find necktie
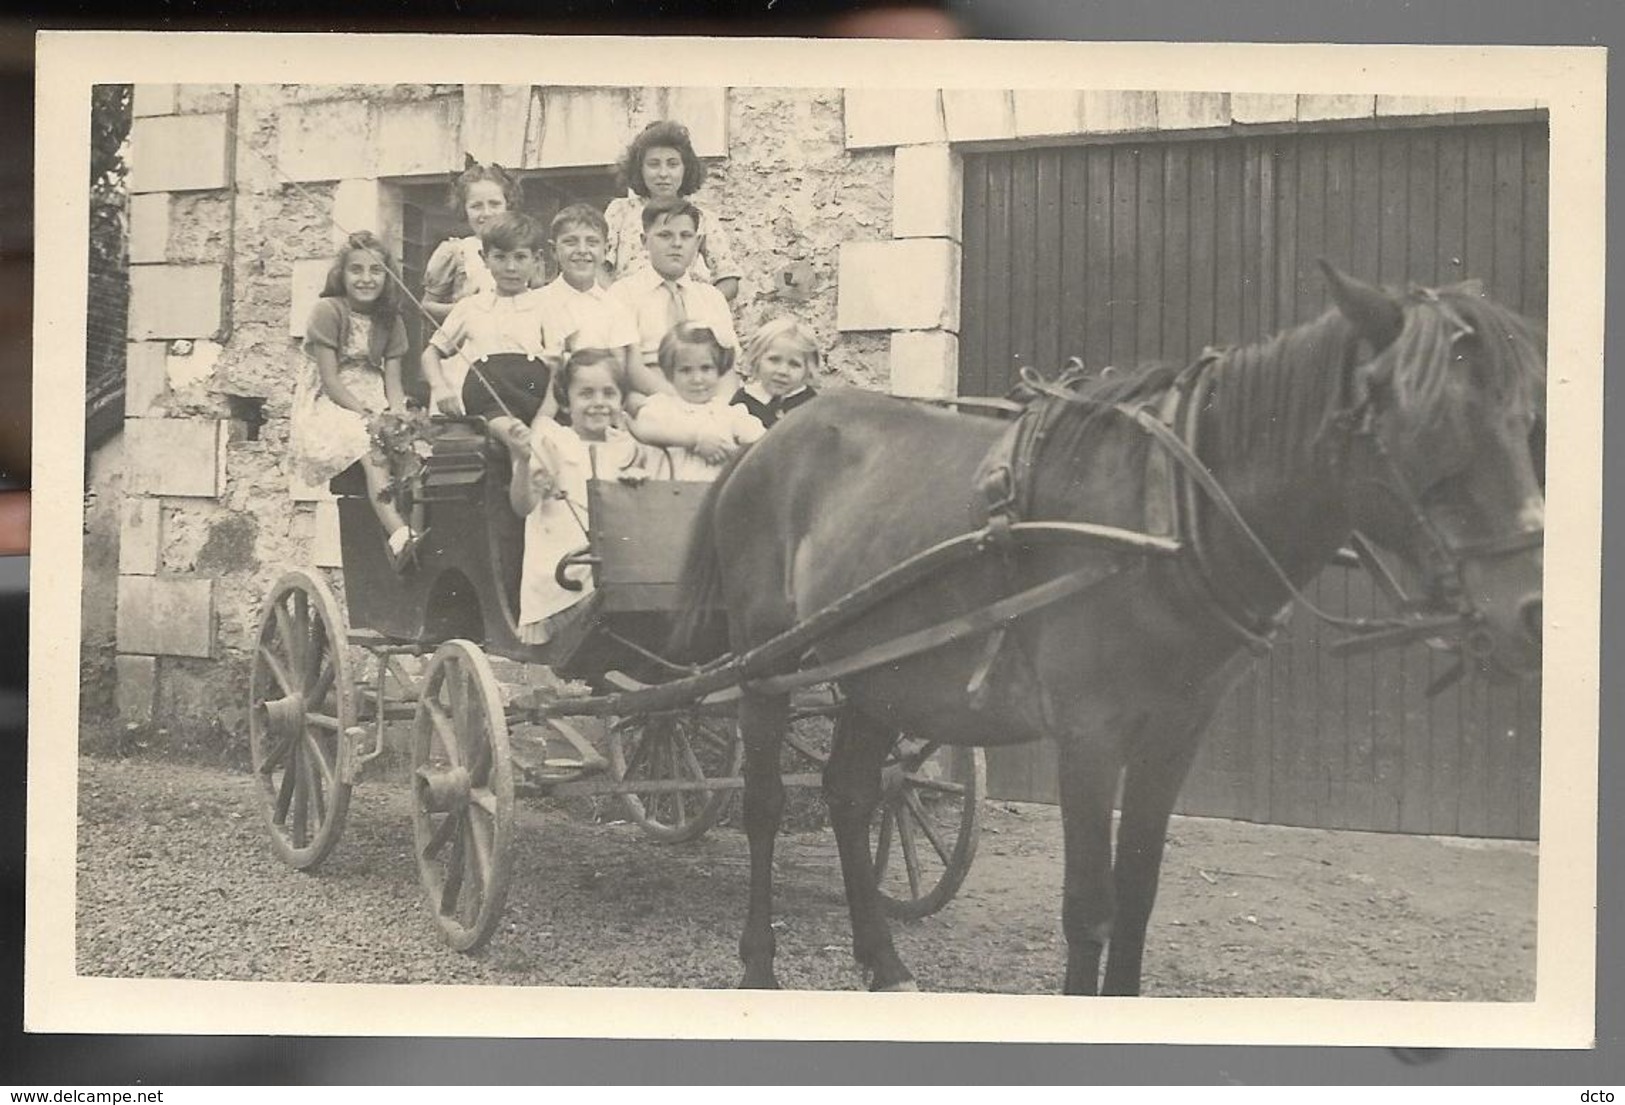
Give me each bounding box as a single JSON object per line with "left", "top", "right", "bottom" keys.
{"left": 664, "top": 281, "right": 687, "bottom": 332}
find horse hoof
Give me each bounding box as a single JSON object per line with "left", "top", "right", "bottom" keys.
{"left": 738, "top": 973, "right": 781, "bottom": 990}
{"left": 875, "top": 979, "right": 920, "bottom": 993}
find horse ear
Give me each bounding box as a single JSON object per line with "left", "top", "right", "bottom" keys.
{"left": 1319, "top": 259, "right": 1404, "bottom": 351}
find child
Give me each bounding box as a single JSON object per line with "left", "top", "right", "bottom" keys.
{"left": 603, "top": 120, "right": 741, "bottom": 302}
{"left": 420, "top": 211, "right": 554, "bottom": 462}
{"left": 632, "top": 322, "right": 765, "bottom": 482}
{"left": 510, "top": 349, "right": 653, "bottom": 644}
{"left": 288, "top": 232, "right": 420, "bottom": 569}
{"left": 609, "top": 199, "right": 739, "bottom": 408}
{"left": 534, "top": 204, "right": 639, "bottom": 385}
{"left": 732, "top": 316, "right": 821, "bottom": 429}
{"left": 421, "top": 160, "right": 528, "bottom": 401}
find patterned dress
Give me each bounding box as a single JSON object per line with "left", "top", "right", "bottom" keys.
{"left": 288, "top": 300, "right": 407, "bottom": 486}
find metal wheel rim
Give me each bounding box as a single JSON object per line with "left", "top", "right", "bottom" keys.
{"left": 247, "top": 569, "right": 355, "bottom": 871}
{"left": 410, "top": 639, "right": 516, "bottom": 952}
{"left": 870, "top": 742, "right": 985, "bottom": 920}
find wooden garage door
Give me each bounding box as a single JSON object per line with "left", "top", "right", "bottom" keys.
{"left": 959, "top": 118, "right": 1546, "bottom": 838}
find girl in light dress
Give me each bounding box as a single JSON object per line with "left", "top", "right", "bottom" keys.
{"left": 602, "top": 120, "right": 740, "bottom": 303}
{"left": 288, "top": 232, "right": 420, "bottom": 568}
{"left": 631, "top": 322, "right": 765, "bottom": 482}
{"left": 510, "top": 349, "right": 657, "bottom": 644}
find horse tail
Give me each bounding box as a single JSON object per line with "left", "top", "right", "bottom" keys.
{"left": 669, "top": 448, "right": 750, "bottom": 659}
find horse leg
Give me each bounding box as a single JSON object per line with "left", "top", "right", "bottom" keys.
{"left": 823, "top": 711, "right": 916, "bottom": 992}
{"left": 1056, "top": 732, "right": 1122, "bottom": 996}
{"left": 737, "top": 691, "right": 789, "bottom": 989}
{"left": 1102, "top": 730, "right": 1203, "bottom": 996}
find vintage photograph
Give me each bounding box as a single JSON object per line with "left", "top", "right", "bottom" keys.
{"left": 31, "top": 35, "right": 1603, "bottom": 1045}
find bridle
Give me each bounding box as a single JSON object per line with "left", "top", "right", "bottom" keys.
{"left": 1011, "top": 289, "right": 1542, "bottom": 669}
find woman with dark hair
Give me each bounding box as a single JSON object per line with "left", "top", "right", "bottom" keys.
{"left": 603, "top": 119, "right": 740, "bottom": 302}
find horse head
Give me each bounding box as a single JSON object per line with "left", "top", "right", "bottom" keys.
{"left": 1322, "top": 261, "right": 1545, "bottom": 678}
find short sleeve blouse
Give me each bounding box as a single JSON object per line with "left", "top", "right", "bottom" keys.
{"left": 304, "top": 298, "right": 409, "bottom": 366}
{"left": 423, "top": 236, "right": 495, "bottom": 303}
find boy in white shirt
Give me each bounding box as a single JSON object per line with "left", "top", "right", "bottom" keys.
{"left": 534, "top": 204, "right": 639, "bottom": 387}
{"left": 609, "top": 199, "right": 739, "bottom": 409}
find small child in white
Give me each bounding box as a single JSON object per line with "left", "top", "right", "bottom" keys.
{"left": 631, "top": 322, "right": 765, "bottom": 481}
{"left": 509, "top": 349, "right": 652, "bottom": 644}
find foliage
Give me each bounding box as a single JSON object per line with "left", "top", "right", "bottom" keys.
{"left": 86, "top": 85, "right": 132, "bottom": 390}
{"left": 368, "top": 408, "right": 439, "bottom": 504}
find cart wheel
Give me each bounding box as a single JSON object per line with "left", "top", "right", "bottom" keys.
{"left": 248, "top": 569, "right": 356, "bottom": 870}
{"left": 410, "top": 639, "right": 516, "bottom": 952}
{"left": 609, "top": 710, "right": 742, "bottom": 843}
{"left": 870, "top": 740, "right": 985, "bottom": 920}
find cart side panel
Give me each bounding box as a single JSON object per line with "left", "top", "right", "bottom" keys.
{"left": 589, "top": 480, "right": 716, "bottom": 614}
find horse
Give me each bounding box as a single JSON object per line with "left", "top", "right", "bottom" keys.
{"left": 675, "top": 262, "right": 1546, "bottom": 995}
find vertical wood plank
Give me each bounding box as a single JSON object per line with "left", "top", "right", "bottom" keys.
{"left": 1342, "top": 568, "right": 1379, "bottom": 831}
{"left": 1258, "top": 139, "right": 1279, "bottom": 336}
{"left": 959, "top": 154, "right": 989, "bottom": 395}
{"left": 1188, "top": 141, "right": 1218, "bottom": 350}
{"left": 1034, "top": 149, "right": 1065, "bottom": 373}
{"left": 1435, "top": 128, "right": 1469, "bottom": 285}
{"left": 1060, "top": 149, "right": 1090, "bottom": 365}
{"left": 985, "top": 157, "right": 1014, "bottom": 397}
{"left": 1274, "top": 138, "right": 1300, "bottom": 331}
{"left": 1463, "top": 127, "right": 1498, "bottom": 289}
{"left": 1136, "top": 145, "right": 1165, "bottom": 365}
{"left": 1240, "top": 139, "right": 1263, "bottom": 343}
{"left": 1406, "top": 127, "right": 1440, "bottom": 286}
{"left": 1523, "top": 123, "right": 1549, "bottom": 319}
{"left": 1321, "top": 135, "right": 1354, "bottom": 296}
{"left": 1493, "top": 126, "right": 1526, "bottom": 311}
{"left": 1377, "top": 131, "right": 1409, "bottom": 288}
{"left": 1426, "top": 648, "right": 1463, "bottom": 835}
{"left": 1110, "top": 145, "right": 1140, "bottom": 366}
{"left": 1161, "top": 141, "right": 1191, "bottom": 360}
{"left": 1010, "top": 152, "right": 1040, "bottom": 381}
{"left": 1083, "top": 146, "right": 1115, "bottom": 371}
{"left": 1349, "top": 132, "right": 1383, "bottom": 285}
{"left": 1214, "top": 140, "right": 1245, "bottom": 347}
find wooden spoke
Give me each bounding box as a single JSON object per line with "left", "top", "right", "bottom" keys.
{"left": 466, "top": 808, "right": 495, "bottom": 893}
{"left": 256, "top": 645, "right": 295, "bottom": 699}
{"left": 307, "top": 655, "right": 336, "bottom": 708}
{"left": 903, "top": 775, "right": 967, "bottom": 797}
{"left": 676, "top": 724, "right": 707, "bottom": 782}
{"left": 894, "top": 799, "right": 923, "bottom": 899}
{"left": 424, "top": 699, "right": 463, "bottom": 768}
{"left": 439, "top": 819, "right": 467, "bottom": 916}
{"left": 903, "top": 789, "right": 953, "bottom": 866}
{"left": 301, "top": 740, "right": 328, "bottom": 827}
{"left": 302, "top": 614, "right": 327, "bottom": 686}
{"left": 422, "top": 810, "right": 458, "bottom": 861}
{"left": 273, "top": 757, "right": 298, "bottom": 823}
{"left": 289, "top": 744, "right": 310, "bottom": 849}
{"left": 469, "top": 787, "right": 499, "bottom": 817}
{"left": 873, "top": 806, "right": 895, "bottom": 879}
{"left": 258, "top": 730, "right": 295, "bottom": 775}
{"left": 300, "top": 730, "right": 336, "bottom": 793}
{"left": 305, "top": 713, "right": 340, "bottom": 731}
{"left": 273, "top": 602, "right": 303, "bottom": 686}
{"left": 449, "top": 665, "right": 473, "bottom": 765}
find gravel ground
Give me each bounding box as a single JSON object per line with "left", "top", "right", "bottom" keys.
{"left": 76, "top": 754, "right": 1537, "bottom": 998}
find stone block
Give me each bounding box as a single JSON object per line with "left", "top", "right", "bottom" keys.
{"left": 332, "top": 180, "right": 387, "bottom": 248}
{"left": 127, "top": 193, "right": 170, "bottom": 264}
{"left": 843, "top": 88, "right": 944, "bottom": 149}
{"left": 132, "top": 84, "right": 176, "bottom": 118}
{"left": 375, "top": 97, "right": 461, "bottom": 177}
{"left": 125, "top": 341, "right": 169, "bottom": 415}
{"left": 119, "top": 499, "right": 162, "bottom": 576}
{"left": 127, "top": 264, "right": 225, "bottom": 340}
{"left": 665, "top": 87, "right": 729, "bottom": 158}
{"left": 313, "top": 499, "right": 343, "bottom": 569}
{"left": 461, "top": 84, "right": 533, "bottom": 168}
{"left": 117, "top": 576, "right": 215, "bottom": 659}
{"left": 1013, "top": 89, "right": 1083, "bottom": 138}
{"left": 278, "top": 100, "right": 373, "bottom": 182}
{"left": 289, "top": 258, "right": 331, "bottom": 339}
{"left": 892, "top": 144, "right": 961, "bottom": 242}
{"left": 1297, "top": 95, "right": 1375, "bottom": 122}
{"left": 1230, "top": 93, "right": 1298, "bottom": 124}
{"left": 837, "top": 239, "right": 960, "bottom": 333}
{"left": 115, "top": 654, "right": 158, "bottom": 725}
{"left": 536, "top": 87, "right": 632, "bottom": 169}
{"left": 888, "top": 330, "right": 959, "bottom": 398}
{"left": 1157, "top": 92, "right": 1229, "bottom": 131}
{"left": 1376, "top": 95, "right": 1461, "bottom": 117}
{"left": 1079, "top": 91, "right": 1159, "bottom": 134}
{"left": 125, "top": 418, "right": 224, "bottom": 498}
{"left": 167, "top": 339, "right": 221, "bottom": 390}
{"left": 129, "top": 114, "right": 231, "bottom": 194}
{"left": 942, "top": 89, "right": 1015, "bottom": 143}
{"left": 175, "top": 84, "right": 234, "bottom": 114}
